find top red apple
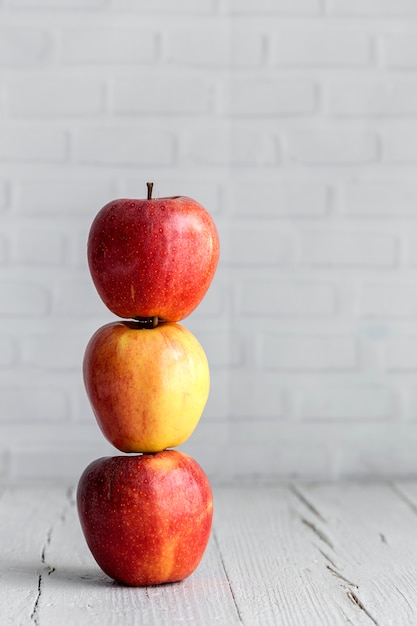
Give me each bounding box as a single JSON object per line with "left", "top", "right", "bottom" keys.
{"left": 87, "top": 183, "right": 220, "bottom": 321}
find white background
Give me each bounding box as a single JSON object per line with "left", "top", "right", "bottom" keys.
{"left": 1, "top": 0, "right": 417, "bottom": 483}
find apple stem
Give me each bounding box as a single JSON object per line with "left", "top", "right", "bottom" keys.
{"left": 134, "top": 315, "right": 159, "bottom": 328}
{"left": 147, "top": 182, "right": 153, "bottom": 200}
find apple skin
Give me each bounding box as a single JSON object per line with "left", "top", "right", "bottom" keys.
{"left": 87, "top": 195, "right": 220, "bottom": 321}
{"left": 83, "top": 320, "right": 210, "bottom": 453}
{"left": 77, "top": 451, "right": 213, "bottom": 586}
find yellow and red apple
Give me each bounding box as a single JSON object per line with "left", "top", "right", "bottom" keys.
{"left": 83, "top": 320, "right": 210, "bottom": 453}
{"left": 77, "top": 450, "right": 213, "bottom": 586}
{"left": 87, "top": 185, "right": 220, "bottom": 321}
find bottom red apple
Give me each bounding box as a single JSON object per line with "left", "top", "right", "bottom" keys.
{"left": 77, "top": 450, "right": 213, "bottom": 586}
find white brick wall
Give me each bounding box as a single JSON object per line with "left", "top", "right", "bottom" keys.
{"left": 272, "top": 30, "right": 373, "bottom": 67}
{"left": 1, "top": 1, "right": 417, "bottom": 484}
{"left": 328, "top": 80, "right": 417, "bottom": 117}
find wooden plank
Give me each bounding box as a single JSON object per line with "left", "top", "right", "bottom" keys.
{"left": 36, "top": 485, "right": 240, "bottom": 625}
{"left": 391, "top": 480, "right": 417, "bottom": 514}
{"left": 0, "top": 485, "right": 71, "bottom": 626}
{"left": 4, "top": 483, "right": 417, "bottom": 625}
{"left": 292, "top": 481, "right": 417, "bottom": 626}
{"left": 213, "top": 484, "right": 375, "bottom": 626}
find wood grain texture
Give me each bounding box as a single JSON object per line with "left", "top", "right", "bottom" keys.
{"left": 2, "top": 483, "right": 417, "bottom": 625}
{"left": 290, "top": 482, "right": 417, "bottom": 626}
{"left": 0, "top": 486, "right": 71, "bottom": 626}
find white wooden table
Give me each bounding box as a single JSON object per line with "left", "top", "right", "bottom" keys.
{"left": 2, "top": 481, "right": 417, "bottom": 625}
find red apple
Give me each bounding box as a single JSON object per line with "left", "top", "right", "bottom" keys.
{"left": 83, "top": 320, "right": 210, "bottom": 453}
{"left": 77, "top": 450, "right": 213, "bottom": 586}
{"left": 87, "top": 183, "right": 220, "bottom": 321}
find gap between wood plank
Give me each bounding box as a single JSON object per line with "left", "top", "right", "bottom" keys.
{"left": 211, "top": 528, "right": 244, "bottom": 624}
{"left": 390, "top": 482, "right": 417, "bottom": 517}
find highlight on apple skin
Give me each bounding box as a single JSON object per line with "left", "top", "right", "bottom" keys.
{"left": 87, "top": 191, "right": 220, "bottom": 322}
{"left": 83, "top": 320, "right": 210, "bottom": 453}
{"left": 77, "top": 450, "right": 213, "bottom": 587}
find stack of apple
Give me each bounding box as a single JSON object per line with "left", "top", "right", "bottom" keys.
{"left": 77, "top": 183, "right": 220, "bottom": 587}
